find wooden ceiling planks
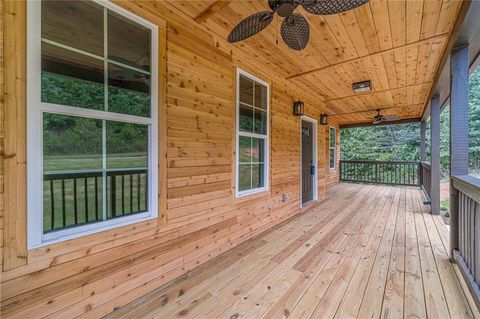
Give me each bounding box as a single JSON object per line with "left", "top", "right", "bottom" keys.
{"left": 170, "top": 0, "right": 463, "bottom": 125}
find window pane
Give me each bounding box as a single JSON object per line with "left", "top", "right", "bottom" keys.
{"left": 42, "top": 43, "right": 104, "bottom": 110}
{"left": 252, "top": 164, "right": 265, "bottom": 189}
{"left": 106, "top": 121, "right": 149, "bottom": 218}
{"left": 254, "top": 83, "right": 267, "bottom": 110}
{"left": 330, "top": 129, "right": 336, "bottom": 148}
{"left": 239, "top": 75, "right": 254, "bottom": 105}
{"left": 106, "top": 172, "right": 148, "bottom": 219}
{"left": 108, "top": 10, "right": 151, "bottom": 72}
{"left": 42, "top": 0, "right": 104, "bottom": 56}
{"left": 254, "top": 109, "right": 267, "bottom": 135}
{"left": 106, "top": 121, "right": 148, "bottom": 169}
{"left": 469, "top": 66, "right": 480, "bottom": 178}
{"left": 239, "top": 104, "right": 254, "bottom": 132}
{"left": 330, "top": 150, "right": 335, "bottom": 168}
{"left": 239, "top": 136, "right": 252, "bottom": 163}
{"left": 43, "top": 114, "right": 103, "bottom": 172}
{"left": 43, "top": 114, "right": 103, "bottom": 233}
{"left": 238, "top": 164, "right": 251, "bottom": 192}
{"left": 251, "top": 138, "right": 265, "bottom": 163}
{"left": 108, "top": 63, "right": 150, "bottom": 117}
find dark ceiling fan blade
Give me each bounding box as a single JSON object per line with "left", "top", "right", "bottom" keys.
{"left": 302, "top": 0, "right": 369, "bottom": 15}
{"left": 228, "top": 11, "right": 274, "bottom": 43}
{"left": 281, "top": 14, "right": 310, "bottom": 51}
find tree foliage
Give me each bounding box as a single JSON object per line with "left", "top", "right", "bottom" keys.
{"left": 341, "top": 66, "right": 480, "bottom": 179}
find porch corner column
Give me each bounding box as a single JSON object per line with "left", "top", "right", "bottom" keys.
{"left": 420, "top": 120, "right": 426, "bottom": 162}
{"left": 449, "top": 44, "right": 469, "bottom": 259}
{"left": 430, "top": 96, "right": 441, "bottom": 215}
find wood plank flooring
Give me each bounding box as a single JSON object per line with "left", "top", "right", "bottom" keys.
{"left": 105, "top": 183, "right": 479, "bottom": 319}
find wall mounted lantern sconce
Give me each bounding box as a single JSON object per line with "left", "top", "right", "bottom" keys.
{"left": 320, "top": 113, "right": 329, "bottom": 125}
{"left": 293, "top": 101, "right": 304, "bottom": 116}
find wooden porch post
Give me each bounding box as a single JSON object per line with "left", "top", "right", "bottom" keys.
{"left": 420, "top": 120, "right": 426, "bottom": 162}
{"left": 430, "top": 96, "right": 441, "bottom": 215}
{"left": 450, "top": 45, "right": 469, "bottom": 259}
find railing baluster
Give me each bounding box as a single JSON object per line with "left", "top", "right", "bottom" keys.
{"left": 121, "top": 174, "right": 125, "bottom": 215}
{"left": 111, "top": 175, "right": 117, "bottom": 217}
{"left": 50, "top": 180, "right": 55, "bottom": 230}
{"left": 74, "top": 178, "right": 78, "bottom": 225}
{"left": 84, "top": 177, "right": 89, "bottom": 223}
{"left": 138, "top": 174, "right": 141, "bottom": 211}
{"left": 130, "top": 174, "right": 133, "bottom": 214}
{"left": 61, "top": 179, "right": 66, "bottom": 227}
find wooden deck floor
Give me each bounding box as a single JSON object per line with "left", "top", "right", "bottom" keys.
{"left": 106, "top": 183, "right": 479, "bottom": 319}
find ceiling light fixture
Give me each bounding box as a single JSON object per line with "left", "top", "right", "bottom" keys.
{"left": 352, "top": 80, "right": 371, "bottom": 93}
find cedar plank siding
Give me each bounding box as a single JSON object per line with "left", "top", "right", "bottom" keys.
{"left": 0, "top": 1, "right": 333, "bottom": 317}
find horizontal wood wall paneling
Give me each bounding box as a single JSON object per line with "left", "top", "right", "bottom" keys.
{"left": 1, "top": 1, "right": 329, "bottom": 318}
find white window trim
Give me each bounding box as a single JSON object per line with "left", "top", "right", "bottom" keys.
{"left": 300, "top": 116, "right": 318, "bottom": 207}
{"left": 26, "top": 0, "right": 159, "bottom": 249}
{"left": 235, "top": 68, "right": 270, "bottom": 198}
{"left": 329, "top": 127, "right": 336, "bottom": 170}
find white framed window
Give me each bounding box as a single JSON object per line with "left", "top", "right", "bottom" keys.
{"left": 329, "top": 127, "right": 336, "bottom": 170}
{"left": 235, "top": 69, "right": 269, "bottom": 197}
{"left": 27, "top": 0, "right": 159, "bottom": 248}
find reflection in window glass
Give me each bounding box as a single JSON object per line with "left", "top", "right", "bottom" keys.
{"left": 106, "top": 121, "right": 148, "bottom": 169}
{"left": 239, "top": 136, "right": 252, "bottom": 163}
{"left": 42, "top": 43, "right": 104, "bottom": 110}
{"left": 254, "top": 109, "right": 267, "bottom": 135}
{"left": 108, "top": 10, "right": 151, "bottom": 72}
{"left": 330, "top": 128, "right": 336, "bottom": 169}
{"left": 239, "top": 75, "right": 254, "bottom": 105}
{"left": 108, "top": 63, "right": 150, "bottom": 117}
{"left": 42, "top": 0, "right": 104, "bottom": 56}
{"left": 254, "top": 83, "right": 267, "bottom": 110}
{"left": 239, "top": 104, "right": 254, "bottom": 132}
{"left": 43, "top": 114, "right": 103, "bottom": 232}
{"left": 469, "top": 66, "right": 480, "bottom": 178}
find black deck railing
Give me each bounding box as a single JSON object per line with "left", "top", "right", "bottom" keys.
{"left": 43, "top": 169, "right": 148, "bottom": 233}
{"left": 340, "top": 160, "right": 421, "bottom": 186}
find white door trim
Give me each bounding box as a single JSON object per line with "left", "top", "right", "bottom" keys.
{"left": 300, "top": 116, "right": 318, "bottom": 207}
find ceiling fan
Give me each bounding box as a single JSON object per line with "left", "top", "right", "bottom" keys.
{"left": 227, "top": 0, "right": 369, "bottom": 51}
{"left": 372, "top": 109, "right": 399, "bottom": 125}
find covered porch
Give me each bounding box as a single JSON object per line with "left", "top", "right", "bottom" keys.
{"left": 106, "top": 183, "right": 478, "bottom": 318}
{"left": 2, "top": 0, "right": 480, "bottom": 317}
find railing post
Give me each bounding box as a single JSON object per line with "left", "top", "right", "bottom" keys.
{"left": 431, "top": 96, "right": 441, "bottom": 215}
{"left": 450, "top": 44, "right": 469, "bottom": 260}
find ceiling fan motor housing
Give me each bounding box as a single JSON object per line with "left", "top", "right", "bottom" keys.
{"left": 269, "top": 0, "right": 299, "bottom": 17}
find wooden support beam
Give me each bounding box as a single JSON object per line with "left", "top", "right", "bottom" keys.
{"left": 339, "top": 117, "right": 421, "bottom": 129}
{"left": 194, "top": 1, "right": 231, "bottom": 24}
{"left": 450, "top": 44, "right": 470, "bottom": 259}
{"left": 420, "top": 120, "right": 426, "bottom": 162}
{"left": 430, "top": 96, "right": 441, "bottom": 215}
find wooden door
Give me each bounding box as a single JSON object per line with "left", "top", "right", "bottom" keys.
{"left": 302, "top": 120, "right": 314, "bottom": 204}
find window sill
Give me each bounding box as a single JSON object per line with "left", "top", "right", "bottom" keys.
{"left": 30, "top": 212, "right": 157, "bottom": 250}
{"left": 235, "top": 187, "right": 269, "bottom": 200}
